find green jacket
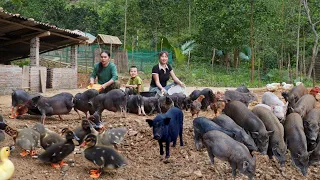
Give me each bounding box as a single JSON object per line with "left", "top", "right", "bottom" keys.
{"left": 90, "top": 62, "right": 118, "bottom": 84}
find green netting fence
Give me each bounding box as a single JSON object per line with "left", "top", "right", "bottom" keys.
{"left": 40, "top": 45, "right": 172, "bottom": 73}
{"left": 127, "top": 50, "right": 173, "bottom": 72}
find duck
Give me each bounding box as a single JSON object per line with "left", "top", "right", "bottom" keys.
{"left": 88, "top": 114, "right": 127, "bottom": 148}
{"left": 80, "top": 134, "right": 127, "bottom": 178}
{"left": 38, "top": 129, "right": 79, "bottom": 168}
{"left": 0, "top": 146, "right": 14, "bottom": 180}
{"left": 71, "top": 119, "right": 92, "bottom": 144}
{"left": 0, "top": 122, "right": 40, "bottom": 157}
{"left": 32, "top": 123, "right": 65, "bottom": 150}
{"left": 0, "top": 115, "right": 5, "bottom": 143}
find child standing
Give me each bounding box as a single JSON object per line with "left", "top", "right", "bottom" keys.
{"left": 124, "top": 66, "right": 144, "bottom": 95}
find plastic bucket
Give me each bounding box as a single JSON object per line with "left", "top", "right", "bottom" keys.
{"left": 167, "top": 85, "right": 186, "bottom": 95}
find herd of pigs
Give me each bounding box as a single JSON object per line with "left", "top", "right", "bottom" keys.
{"left": 1, "top": 84, "right": 320, "bottom": 179}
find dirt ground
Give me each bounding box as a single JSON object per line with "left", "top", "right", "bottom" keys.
{"left": 1, "top": 87, "right": 320, "bottom": 180}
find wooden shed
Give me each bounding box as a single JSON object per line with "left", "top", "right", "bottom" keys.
{"left": 0, "top": 7, "right": 88, "bottom": 93}
{"left": 91, "top": 34, "right": 128, "bottom": 73}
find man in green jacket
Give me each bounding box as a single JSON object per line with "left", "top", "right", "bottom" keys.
{"left": 90, "top": 50, "right": 120, "bottom": 93}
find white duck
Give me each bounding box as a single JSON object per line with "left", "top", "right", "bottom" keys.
{"left": 0, "top": 146, "right": 14, "bottom": 180}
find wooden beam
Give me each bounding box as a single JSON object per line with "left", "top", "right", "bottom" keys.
{"left": 0, "top": 18, "right": 86, "bottom": 42}
{"left": 20, "top": 41, "right": 57, "bottom": 48}
{"left": 0, "top": 31, "right": 50, "bottom": 47}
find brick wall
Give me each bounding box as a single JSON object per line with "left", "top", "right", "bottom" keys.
{"left": 0, "top": 65, "right": 22, "bottom": 95}
{"left": 29, "top": 66, "right": 47, "bottom": 92}
{"left": 48, "top": 68, "right": 77, "bottom": 89}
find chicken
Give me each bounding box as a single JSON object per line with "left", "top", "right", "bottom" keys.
{"left": 281, "top": 82, "right": 294, "bottom": 92}
{"left": 266, "top": 83, "right": 280, "bottom": 92}
{"left": 209, "top": 91, "right": 225, "bottom": 117}
{"left": 190, "top": 95, "right": 205, "bottom": 118}
{"left": 310, "top": 86, "right": 320, "bottom": 98}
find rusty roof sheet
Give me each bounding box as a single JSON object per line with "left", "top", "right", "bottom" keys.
{"left": 0, "top": 7, "right": 89, "bottom": 64}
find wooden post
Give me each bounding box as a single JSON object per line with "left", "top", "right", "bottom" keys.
{"left": 30, "top": 37, "right": 40, "bottom": 67}
{"left": 70, "top": 45, "right": 78, "bottom": 70}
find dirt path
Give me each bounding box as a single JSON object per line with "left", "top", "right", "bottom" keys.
{"left": 0, "top": 87, "right": 319, "bottom": 180}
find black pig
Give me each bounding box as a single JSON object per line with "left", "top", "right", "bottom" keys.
{"left": 158, "top": 96, "right": 174, "bottom": 113}
{"left": 73, "top": 89, "right": 99, "bottom": 120}
{"left": 284, "top": 113, "right": 311, "bottom": 176}
{"left": 127, "top": 94, "right": 146, "bottom": 116}
{"left": 303, "top": 109, "right": 320, "bottom": 151}
{"left": 203, "top": 130, "right": 256, "bottom": 180}
{"left": 223, "top": 101, "right": 273, "bottom": 154}
{"left": 142, "top": 96, "right": 160, "bottom": 115}
{"left": 31, "top": 92, "right": 74, "bottom": 124}
{"left": 252, "top": 106, "right": 287, "bottom": 167}
{"left": 146, "top": 107, "right": 183, "bottom": 159}
{"left": 89, "top": 89, "right": 127, "bottom": 117}
{"left": 193, "top": 117, "right": 234, "bottom": 150}
{"left": 212, "top": 114, "right": 257, "bottom": 152}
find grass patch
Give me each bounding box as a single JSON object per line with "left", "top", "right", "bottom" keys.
{"left": 138, "top": 62, "right": 314, "bottom": 88}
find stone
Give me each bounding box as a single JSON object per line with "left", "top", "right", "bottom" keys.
{"left": 193, "top": 170, "right": 202, "bottom": 178}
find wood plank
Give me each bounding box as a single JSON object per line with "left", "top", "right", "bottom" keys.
{"left": 40, "top": 69, "right": 46, "bottom": 93}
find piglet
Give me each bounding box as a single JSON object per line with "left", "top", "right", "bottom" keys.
{"left": 89, "top": 89, "right": 127, "bottom": 117}
{"left": 303, "top": 109, "right": 320, "bottom": 151}
{"left": 73, "top": 89, "right": 99, "bottom": 120}
{"left": 293, "top": 94, "right": 316, "bottom": 118}
{"left": 127, "top": 94, "right": 146, "bottom": 116}
{"left": 284, "top": 113, "right": 311, "bottom": 176}
{"left": 143, "top": 96, "right": 160, "bottom": 115}
{"left": 224, "top": 90, "right": 257, "bottom": 107}
{"left": 261, "top": 92, "right": 288, "bottom": 122}
{"left": 10, "top": 89, "right": 41, "bottom": 118}
{"left": 193, "top": 117, "right": 234, "bottom": 150}
{"left": 212, "top": 114, "right": 257, "bottom": 152}
{"left": 158, "top": 96, "right": 174, "bottom": 113}
{"left": 31, "top": 92, "right": 74, "bottom": 124}
{"left": 203, "top": 130, "right": 256, "bottom": 180}
{"left": 146, "top": 107, "right": 183, "bottom": 159}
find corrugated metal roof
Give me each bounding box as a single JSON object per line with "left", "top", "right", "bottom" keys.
{"left": 93, "top": 34, "right": 122, "bottom": 45}
{"left": 0, "top": 7, "right": 87, "bottom": 37}
{"left": 0, "top": 7, "right": 89, "bottom": 63}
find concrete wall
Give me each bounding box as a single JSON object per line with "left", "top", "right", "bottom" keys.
{"left": 29, "top": 66, "right": 47, "bottom": 92}
{"left": 0, "top": 65, "right": 22, "bottom": 95}
{"left": 48, "top": 68, "right": 77, "bottom": 89}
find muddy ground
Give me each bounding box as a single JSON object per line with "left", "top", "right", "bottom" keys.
{"left": 1, "top": 87, "right": 320, "bottom": 180}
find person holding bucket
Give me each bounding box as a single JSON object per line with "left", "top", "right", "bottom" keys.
{"left": 149, "top": 51, "right": 185, "bottom": 96}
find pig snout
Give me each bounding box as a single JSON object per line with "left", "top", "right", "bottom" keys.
{"left": 154, "top": 134, "right": 161, "bottom": 140}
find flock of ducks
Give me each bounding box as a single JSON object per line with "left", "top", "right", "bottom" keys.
{"left": 0, "top": 113, "right": 128, "bottom": 179}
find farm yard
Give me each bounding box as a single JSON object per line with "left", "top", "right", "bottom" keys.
{"left": 1, "top": 0, "right": 320, "bottom": 179}
{"left": 1, "top": 87, "right": 320, "bottom": 180}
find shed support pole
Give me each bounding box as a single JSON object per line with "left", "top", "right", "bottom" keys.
{"left": 70, "top": 45, "right": 78, "bottom": 69}
{"left": 30, "top": 37, "right": 39, "bottom": 67}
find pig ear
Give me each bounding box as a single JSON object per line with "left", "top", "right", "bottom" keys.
{"left": 243, "top": 161, "right": 249, "bottom": 169}
{"left": 250, "top": 132, "right": 259, "bottom": 138}
{"left": 88, "top": 101, "right": 93, "bottom": 106}
{"left": 146, "top": 119, "right": 153, "bottom": 127}
{"left": 164, "top": 117, "right": 171, "bottom": 125}
{"left": 267, "top": 131, "right": 274, "bottom": 136}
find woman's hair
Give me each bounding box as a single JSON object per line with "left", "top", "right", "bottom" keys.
{"left": 98, "top": 50, "right": 111, "bottom": 74}
{"left": 159, "top": 51, "right": 168, "bottom": 58}
{"left": 100, "top": 50, "right": 110, "bottom": 57}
